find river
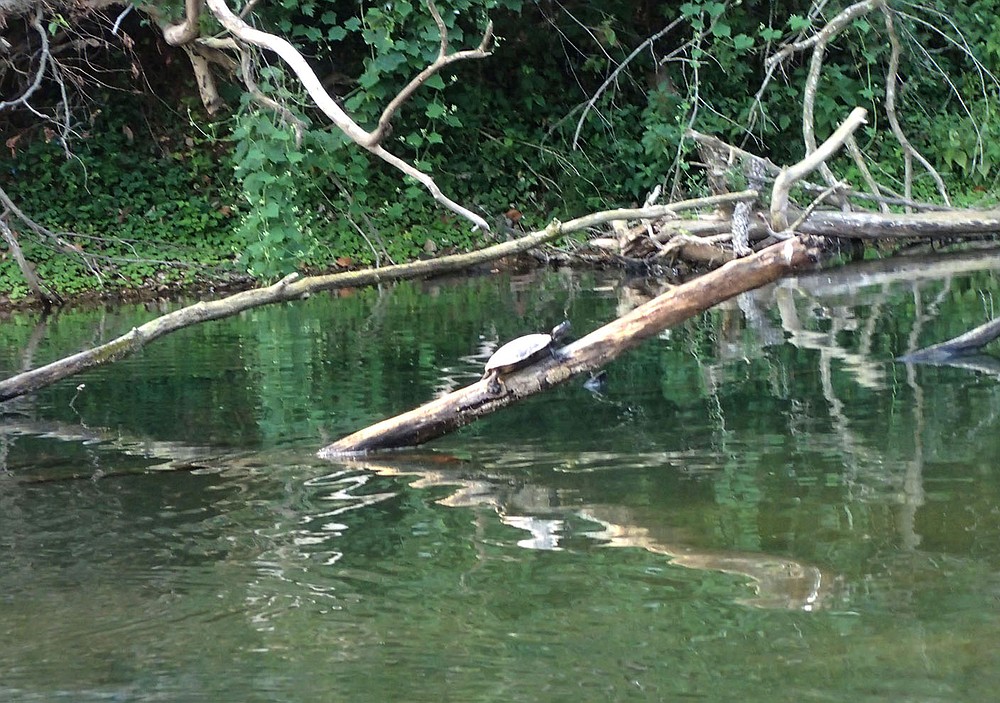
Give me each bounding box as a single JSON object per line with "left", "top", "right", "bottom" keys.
{"left": 3, "top": 250, "right": 1000, "bottom": 701}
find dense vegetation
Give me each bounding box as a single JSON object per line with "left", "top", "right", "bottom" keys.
{"left": 1, "top": 0, "right": 998, "bottom": 300}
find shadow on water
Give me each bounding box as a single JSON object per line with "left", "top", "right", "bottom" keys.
{"left": 2, "top": 248, "right": 1000, "bottom": 701}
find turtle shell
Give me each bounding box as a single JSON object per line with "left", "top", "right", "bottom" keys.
{"left": 484, "top": 333, "right": 554, "bottom": 374}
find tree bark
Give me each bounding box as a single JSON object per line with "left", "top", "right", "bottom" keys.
{"left": 795, "top": 208, "right": 1000, "bottom": 239}
{"left": 319, "top": 236, "right": 819, "bottom": 456}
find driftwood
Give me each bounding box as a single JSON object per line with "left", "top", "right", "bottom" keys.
{"left": 591, "top": 108, "right": 997, "bottom": 270}
{"left": 611, "top": 207, "right": 1000, "bottom": 256}
{"left": 897, "top": 316, "right": 1000, "bottom": 364}
{"left": 0, "top": 224, "right": 564, "bottom": 402}
{"left": 795, "top": 209, "right": 1000, "bottom": 239}
{"left": 318, "top": 236, "right": 819, "bottom": 456}
{"left": 0, "top": 194, "right": 746, "bottom": 403}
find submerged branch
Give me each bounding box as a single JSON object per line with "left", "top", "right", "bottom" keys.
{"left": 898, "top": 316, "right": 1000, "bottom": 363}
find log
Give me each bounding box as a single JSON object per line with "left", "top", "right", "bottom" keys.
{"left": 796, "top": 208, "right": 1000, "bottom": 239}
{"left": 0, "top": 223, "right": 568, "bottom": 402}
{"left": 897, "top": 316, "right": 1000, "bottom": 363}
{"left": 319, "top": 236, "right": 819, "bottom": 456}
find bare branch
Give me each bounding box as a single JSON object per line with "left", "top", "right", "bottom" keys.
{"left": 0, "top": 185, "right": 103, "bottom": 280}
{"left": 687, "top": 129, "right": 953, "bottom": 212}
{"left": 0, "top": 192, "right": 754, "bottom": 401}
{"left": 370, "top": 1, "right": 494, "bottom": 145}
{"left": 845, "top": 136, "right": 890, "bottom": 213}
{"left": 0, "top": 7, "right": 49, "bottom": 112}
{"left": 771, "top": 107, "right": 868, "bottom": 230}
{"left": 203, "top": 0, "right": 493, "bottom": 232}
{"left": 571, "top": 17, "right": 683, "bottom": 149}
{"left": 784, "top": 180, "right": 848, "bottom": 234}
{"left": 163, "top": 0, "right": 204, "bottom": 46}
{"left": 0, "top": 219, "right": 61, "bottom": 306}
{"left": 750, "top": 0, "right": 878, "bottom": 133}
{"left": 801, "top": 1, "right": 879, "bottom": 195}
{"left": 880, "top": 2, "right": 950, "bottom": 206}
{"left": 181, "top": 44, "right": 226, "bottom": 114}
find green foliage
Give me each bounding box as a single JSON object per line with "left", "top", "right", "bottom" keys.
{"left": 231, "top": 92, "right": 316, "bottom": 280}
{"left": 6, "top": 0, "right": 1000, "bottom": 296}
{"left": 0, "top": 92, "right": 239, "bottom": 300}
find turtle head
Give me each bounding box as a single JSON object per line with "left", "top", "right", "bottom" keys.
{"left": 550, "top": 320, "right": 571, "bottom": 341}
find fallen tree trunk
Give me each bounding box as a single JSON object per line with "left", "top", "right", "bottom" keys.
{"left": 0, "top": 193, "right": 743, "bottom": 403}
{"left": 598, "top": 118, "right": 994, "bottom": 272}
{"left": 319, "top": 236, "right": 819, "bottom": 456}
{"left": 795, "top": 208, "right": 1000, "bottom": 239}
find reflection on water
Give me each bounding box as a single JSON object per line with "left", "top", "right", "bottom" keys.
{"left": 2, "top": 252, "right": 1000, "bottom": 701}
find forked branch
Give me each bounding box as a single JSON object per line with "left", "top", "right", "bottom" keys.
{"left": 370, "top": 1, "right": 494, "bottom": 145}
{"left": 879, "top": 2, "right": 950, "bottom": 206}
{"left": 771, "top": 107, "right": 868, "bottom": 230}
{"left": 203, "top": 0, "right": 494, "bottom": 231}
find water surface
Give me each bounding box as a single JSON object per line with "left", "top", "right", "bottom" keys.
{"left": 3, "top": 252, "right": 1000, "bottom": 701}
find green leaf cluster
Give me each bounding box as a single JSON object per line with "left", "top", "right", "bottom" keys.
{"left": 6, "top": 0, "right": 1000, "bottom": 296}
{"left": 0, "top": 95, "right": 238, "bottom": 300}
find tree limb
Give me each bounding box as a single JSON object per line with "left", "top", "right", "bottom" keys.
{"left": 750, "top": 0, "right": 877, "bottom": 134}
{"left": 203, "top": 0, "right": 494, "bottom": 231}
{"left": 879, "top": 1, "right": 950, "bottom": 206}
{"left": 370, "top": 1, "right": 494, "bottom": 145}
{"left": 0, "top": 219, "right": 61, "bottom": 306}
{"left": 319, "top": 237, "right": 818, "bottom": 456}
{"left": 181, "top": 43, "right": 226, "bottom": 114}
{"left": 571, "top": 17, "right": 683, "bottom": 149}
{"left": 801, "top": 1, "right": 879, "bottom": 196}
{"left": 0, "top": 6, "right": 49, "bottom": 112}
{"left": 898, "top": 316, "right": 1000, "bottom": 363}
{"left": 162, "top": 0, "right": 204, "bottom": 46}
{"left": 0, "top": 193, "right": 736, "bottom": 402}
{"left": 771, "top": 107, "right": 867, "bottom": 230}
{"left": 793, "top": 207, "right": 1000, "bottom": 239}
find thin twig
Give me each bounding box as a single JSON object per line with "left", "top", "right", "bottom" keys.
{"left": 0, "top": 7, "right": 50, "bottom": 112}
{"left": 571, "top": 18, "right": 682, "bottom": 149}
{"left": 880, "top": 3, "right": 950, "bottom": 205}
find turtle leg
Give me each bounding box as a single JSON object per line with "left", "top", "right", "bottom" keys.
{"left": 484, "top": 370, "right": 504, "bottom": 395}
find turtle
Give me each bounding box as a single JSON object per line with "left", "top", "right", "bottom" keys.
{"left": 481, "top": 321, "right": 571, "bottom": 394}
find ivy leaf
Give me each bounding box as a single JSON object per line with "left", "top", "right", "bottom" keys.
{"left": 760, "top": 26, "right": 782, "bottom": 42}
{"left": 705, "top": 2, "right": 725, "bottom": 19}
{"left": 788, "top": 15, "right": 812, "bottom": 33}
{"left": 679, "top": 3, "right": 700, "bottom": 19}
{"left": 732, "top": 33, "right": 754, "bottom": 51}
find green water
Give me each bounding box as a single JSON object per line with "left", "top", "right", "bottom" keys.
{"left": 3, "top": 254, "right": 1000, "bottom": 702}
